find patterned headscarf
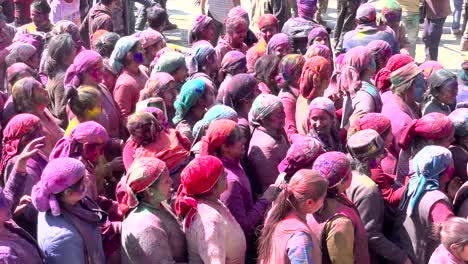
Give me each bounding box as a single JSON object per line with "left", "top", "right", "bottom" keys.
{"left": 173, "top": 79, "right": 206, "bottom": 125}
{"left": 374, "top": 54, "right": 414, "bottom": 92}
{"left": 278, "top": 135, "right": 323, "bottom": 176}
{"left": 350, "top": 113, "right": 391, "bottom": 136}
{"left": 64, "top": 50, "right": 103, "bottom": 88}
{"left": 298, "top": 0, "right": 318, "bottom": 20}
{"left": 217, "top": 73, "right": 258, "bottom": 109}
{"left": 119, "top": 157, "right": 167, "bottom": 214}
{"left": 190, "top": 15, "right": 214, "bottom": 44}
{"left": 258, "top": 14, "right": 279, "bottom": 30}
{"left": 309, "top": 97, "right": 336, "bottom": 118}
{"left": 448, "top": 108, "right": 468, "bottom": 137}
{"left": 305, "top": 44, "right": 333, "bottom": 64}
{"left": 419, "top": 61, "right": 444, "bottom": 80}
{"left": 90, "top": 29, "right": 109, "bottom": 49}
{"left": 186, "top": 42, "right": 216, "bottom": 76}
{"left": 338, "top": 46, "right": 374, "bottom": 94}
{"left": 1, "top": 114, "right": 41, "bottom": 174}
{"left": 153, "top": 51, "right": 186, "bottom": 75}
{"left": 6, "top": 63, "right": 34, "bottom": 86}
{"left": 356, "top": 3, "right": 377, "bottom": 23}
{"left": 134, "top": 29, "right": 165, "bottom": 49}
{"left": 4, "top": 43, "right": 36, "bottom": 67}
{"left": 312, "top": 151, "right": 351, "bottom": 189}
{"left": 399, "top": 113, "right": 455, "bottom": 150}
{"left": 192, "top": 105, "right": 238, "bottom": 143}
{"left": 382, "top": 0, "right": 402, "bottom": 23}
{"left": 220, "top": 51, "right": 247, "bottom": 76}
{"left": 140, "top": 72, "right": 175, "bottom": 100}
{"left": 249, "top": 94, "right": 283, "bottom": 127}
{"left": 32, "top": 158, "right": 86, "bottom": 216}
{"left": 390, "top": 62, "right": 422, "bottom": 88}
{"left": 307, "top": 27, "right": 328, "bottom": 46}
{"left": 400, "top": 146, "right": 452, "bottom": 215}
{"left": 175, "top": 155, "right": 224, "bottom": 228}
{"left": 267, "top": 33, "right": 291, "bottom": 54}
{"left": 13, "top": 33, "right": 43, "bottom": 52}
{"left": 199, "top": 119, "right": 238, "bottom": 155}
{"left": 49, "top": 121, "right": 110, "bottom": 160}
{"left": 300, "top": 56, "right": 332, "bottom": 100}
{"left": 367, "top": 40, "right": 392, "bottom": 64}
{"left": 278, "top": 54, "right": 306, "bottom": 88}
{"left": 109, "top": 36, "right": 139, "bottom": 75}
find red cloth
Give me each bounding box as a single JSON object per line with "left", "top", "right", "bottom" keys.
{"left": 299, "top": 56, "right": 332, "bottom": 100}
{"left": 350, "top": 113, "right": 391, "bottom": 136}
{"left": 371, "top": 166, "right": 408, "bottom": 207}
{"left": 374, "top": 54, "right": 413, "bottom": 93}
{"left": 399, "top": 113, "right": 454, "bottom": 150}
{"left": 258, "top": 14, "right": 278, "bottom": 29}
{"left": 199, "top": 119, "right": 238, "bottom": 156}
{"left": 175, "top": 156, "right": 224, "bottom": 228}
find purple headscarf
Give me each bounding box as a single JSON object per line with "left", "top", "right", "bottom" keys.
{"left": 367, "top": 40, "right": 392, "bottom": 63}
{"left": 134, "top": 29, "right": 165, "bottom": 49}
{"left": 356, "top": 3, "right": 377, "bottom": 23}
{"left": 338, "top": 46, "right": 374, "bottom": 94}
{"left": 190, "top": 15, "right": 214, "bottom": 44}
{"left": 298, "top": 0, "right": 318, "bottom": 20}
{"left": 49, "top": 121, "right": 109, "bottom": 160}
{"left": 278, "top": 135, "right": 323, "bottom": 176}
{"left": 267, "top": 33, "right": 291, "bottom": 54}
{"left": 64, "top": 50, "right": 103, "bottom": 88}
{"left": 307, "top": 27, "right": 328, "bottom": 46}
{"left": 312, "top": 151, "right": 351, "bottom": 189}
{"left": 32, "top": 157, "right": 86, "bottom": 216}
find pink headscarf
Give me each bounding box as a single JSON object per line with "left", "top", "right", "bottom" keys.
{"left": 338, "top": 46, "right": 374, "bottom": 95}
{"left": 135, "top": 29, "right": 165, "bottom": 49}
{"left": 49, "top": 121, "right": 109, "bottom": 160}
{"left": 64, "top": 50, "right": 103, "bottom": 88}
{"left": 419, "top": 60, "right": 444, "bottom": 80}
{"left": 32, "top": 157, "right": 86, "bottom": 216}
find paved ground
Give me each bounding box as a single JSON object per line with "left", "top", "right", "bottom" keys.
{"left": 162, "top": 0, "right": 468, "bottom": 72}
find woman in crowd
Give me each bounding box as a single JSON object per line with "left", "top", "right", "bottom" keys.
{"left": 139, "top": 72, "right": 178, "bottom": 123}
{"left": 217, "top": 73, "right": 260, "bottom": 146}
{"left": 44, "top": 33, "right": 77, "bottom": 128}
{"left": 153, "top": 51, "right": 188, "bottom": 85}
{"left": 398, "top": 146, "right": 455, "bottom": 264}
{"left": 381, "top": 62, "right": 424, "bottom": 155}
{"left": 429, "top": 217, "right": 468, "bottom": 264}
{"left": 304, "top": 44, "right": 333, "bottom": 65}
{"left": 267, "top": 33, "right": 292, "bottom": 59}
{"left": 186, "top": 42, "right": 218, "bottom": 93}
{"left": 296, "top": 56, "right": 332, "bottom": 135}
{"left": 63, "top": 86, "right": 102, "bottom": 136}
{"left": 176, "top": 155, "right": 247, "bottom": 263}
{"left": 189, "top": 15, "right": 215, "bottom": 45}
{"left": 246, "top": 14, "right": 279, "bottom": 72}
{"left": 4, "top": 43, "right": 39, "bottom": 70}
{"left": 218, "top": 51, "right": 247, "bottom": 91}
{"left": 309, "top": 151, "right": 370, "bottom": 264}
{"left": 10, "top": 78, "right": 63, "bottom": 156}
{"left": 215, "top": 15, "right": 248, "bottom": 62}
{"left": 339, "top": 46, "right": 381, "bottom": 129}
{"left": 110, "top": 36, "right": 148, "bottom": 122}
{"left": 93, "top": 32, "right": 120, "bottom": 58}
{"left": 34, "top": 157, "right": 106, "bottom": 263}
{"left": 374, "top": 53, "right": 414, "bottom": 93}
{"left": 346, "top": 129, "right": 412, "bottom": 264}
{"left": 367, "top": 40, "right": 392, "bottom": 73}
{"left": 199, "top": 119, "right": 279, "bottom": 256}
{"left": 307, "top": 27, "right": 330, "bottom": 49}
{"left": 135, "top": 29, "right": 166, "bottom": 71}
{"left": 448, "top": 108, "right": 468, "bottom": 182}
{"left": 397, "top": 112, "right": 454, "bottom": 183}
{"left": 248, "top": 94, "right": 289, "bottom": 193}
{"left": 254, "top": 54, "right": 280, "bottom": 94}
{"left": 423, "top": 69, "right": 458, "bottom": 115}
{"left": 277, "top": 54, "right": 306, "bottom": 140}
{"left": 120, "top": 157, "right": 187, "bottom": 263}
{"left": 173, "top": 78, "right": 215, "bottom": 142}
{"left": 257, "top": 169, "right": 328, "bottom": 264}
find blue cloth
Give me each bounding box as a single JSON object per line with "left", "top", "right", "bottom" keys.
{"left": 186, "top": 43, "right": 216, "bottom": 76}
{"left": 37, "top": 211, "right": 105, "bottom": 264}
{"left": 286, "top": 231, "right": 315, "bottom": 264}
{"left": 342, "top": 23, "right": 399, "bottom": 54}
{"left": 192, "top": 104, "right": 238, "bottom": 142}
{"left": 109, "top": 36, "right": 139, "bottom": 75}
{"left": 400, "top": 146, "right": 452, "bottom": 215}
{"left": 172, "top": 79, "right": 206, "bottom": 125}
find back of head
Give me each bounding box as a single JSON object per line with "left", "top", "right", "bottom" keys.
{"left": 94, "top": 32, "right": 120, "bottom": 58}
{"left": 32, "top": 0, "right": 51, "bottom": 14}
{"left": 147, "top": 5, "right": 168, "bottom": 30}
{"left": 127, "top": 111, "right": 160, "bottom": 146}
{"left": 356, "top": 3, "right": 377, "bottom": 24}
{"left": 65, "top": 86, "right": 102, "bottom": 118}
{"left": 438, "top": 217, "right": 468, "bottom": 251}
{"left": 44, "top": 33, "right": 75, "bottom": 77}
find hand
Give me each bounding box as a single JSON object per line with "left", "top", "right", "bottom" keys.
{"left": 15, "top": 137, "right": 45, "bottom": 172}
{"left": 108, "top": 157, "right": 124, "bottom": 172}
{"left": 261, "top": 185, "right": 279, "bottom": 202}
{"left": 348, "top": 109, "right": 366, "bottom": 128}
{"left": 13, "top": 195, "right": 32, "bottom": 217}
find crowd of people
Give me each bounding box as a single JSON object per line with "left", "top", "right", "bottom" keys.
{"left": 0, "top": 0, "right": 466, "bottom": 263}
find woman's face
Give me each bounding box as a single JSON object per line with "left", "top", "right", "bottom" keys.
{"left": 201, "top": 23, "right": 216, "bottom": 42}
{"left": 230, "top": 23, "right": 248, "bottom": 46}
{"left": 264, "top": 107, "right": 286, "bottom": 131}
{"left": 172, "top": 65, "right": 188, "bottom": 83}
{"left": 153, "top": 169, "right": 173, "bottom": 202}
{"left": 62, "top": 176, "right": 86, "bottom": 206}
{"left": 32, "top": 84, "right": 49, "bottom": 109}
{"left": 222, "top": 134, "right": 247, "bottom": 159}
{"left": 305, "top": 193, "right": 326, "bottom": 214}
{"left": 213, "top": 170, "right": 227, "bottom": 197}
{"left": 455, "top": 244, "right": 468, "bottom": 261}
{"left": 85, "top": 61, "right": 104, "bottom": 86}
{"left": 83, "top": 143, "right": 105, "bottom": 164}
{"left": 309, "top": 109, "right": 333, "bottom": 136}
{"left": 26, "top": 52, "right": 40, "bottom": 70}
{"left": 273, "top": 43, "right": 291, "bottom": 58}
{"left": 313, "top": 34, "right": 329, "bottom": 46}
{"left": 260, "top": 25, "right": 278, "bottom": 43}
{"left": 145, "top": 42, "right": 165, "bottom": 66}
{"left": 161, "top": 84, "right": 178, "bottom": 111}
{"left": 132, "top": 43, "right": 145, "bottom": 65}
{"left": 436, "top": 79, "right": 458, "bottom": 105}
{"left": 198, "top": 86, "right": 216, "bottom": 111}
{"left": 85, "top": 102, "right": 102, "bottom": 121}
{"left": 30, "top": 8, "right": 50, "bottom": 29}
{"left": 439, "top": 161, "right": 455, "bottom": 192}
{"left": 101, "top": 68, "right": 117, "bottom": 92}
{"left": 413, "top": 74, "right": 426, "bottom": 103}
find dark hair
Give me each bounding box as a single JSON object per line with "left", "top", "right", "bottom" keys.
{"left": 44, "top": 33, "right": 75, "bottom": 78}
{"left": 254, "top": 54, "right": 280, "bottom": 93}
{"left": 215, "top": 126, "right": 243, "bottom": 157}
{"left": 101, "top": 0, "right": 114, "bottom": 5}
{"left": 147, "top": 5, "right": 168, "bottom": 30}
{"left": 64, "top": 86, "right": 101, "bottom": 119}
{"left": 32, "top": 0, "right": 51, "bottom": 13}
{"left": 94, "top": 32, "right": 120, "bottom": 58}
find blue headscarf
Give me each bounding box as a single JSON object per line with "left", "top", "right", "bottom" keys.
{"left": 400, "top": 145, "right": 453, "bottom": 215}
{"left": 186, "top": 42, "right": 216, "bottom": 76}
{"left": 109, "top": 36, "right": 139, "bottom": 75}
{"left": 173, "top": 79, "right": 206, "bottom": 125}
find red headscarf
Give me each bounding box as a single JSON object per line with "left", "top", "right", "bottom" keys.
{"left": 258, "top": 14, "right": 278, "bottom": 30}
{"left": 300, "top": 56, "right": 332, "bottom": 100}
{"left": 1, "top": 113, "right": 40, "bottom": 174}
{"left": 175, "top": 155, "right": 224, "bottom": 228}
{"left": 349, "top": 113, "right": 391, "bottom": 136}
{"left": 199, "top": 119, "right": 238, "bottom": 156}
{"left": 399, "top": 113, "right": 454, "bottom": 150}
{"left": 374, "top": 54, "right": 414, "bottom": 93}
